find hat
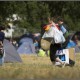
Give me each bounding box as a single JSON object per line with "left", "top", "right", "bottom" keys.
{"left": 43, "top": 24, "right": 50, "bottom": 31}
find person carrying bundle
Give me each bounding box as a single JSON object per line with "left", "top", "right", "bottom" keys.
{"left": 42, "top": 19, "right": 66, "bottom": 67}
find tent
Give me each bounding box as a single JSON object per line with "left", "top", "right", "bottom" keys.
{"left": 20, "top": 33, "right": 33, "bottom": 39}
{"left": 19, "top": 37, "right": 33, "bottom": 46}
{"left": 17, "top": 42, "right": 35, "bottom": 54}
{"left": 17, "top": 33, "right": 36, "bottom": 54}
{"left": 3, "top": 39, "right": 22, "bottom": 63}
{"left": 18, "top": 33, "right": 34, "bottom": 46}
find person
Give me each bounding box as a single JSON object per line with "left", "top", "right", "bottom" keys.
{"left": 66, "top": 34, "right": 79, "bottom": 48}
{"left": 0, "top": 25, "right": 5, "bottom": 58}
{"left": 57, "top": 17, "right": 69, "bottom": 36}
{"left": 57, "top": 17, "right": 69, "bottom": 48}
{"left": 0, "top": 26, "right": 5, "bottom": 47}
{"left": 12, "top": 39, "right": 18, "bottom": 49}
{"left": 34, "top": 39, "right": 39, "bottom": 53}
{"left": 42, "top": 23, "right": 66, "bottom": 67}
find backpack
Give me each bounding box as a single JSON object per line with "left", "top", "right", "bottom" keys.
{"left": 59, "top": 23, "right": 69, "bottom": 34}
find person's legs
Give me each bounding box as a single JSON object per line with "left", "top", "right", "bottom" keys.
{"left": 55, "top": 57, "right": 65, "bottom": 65}
{"left": 50, "top": 44, "right": 57, "bottom": 64}
{"left": 50, "top": 43, "right": 65, "bottom": 65}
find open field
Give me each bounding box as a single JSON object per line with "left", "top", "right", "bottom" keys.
{"left": 0, "top": 53, "right": 80, "bottom": 80}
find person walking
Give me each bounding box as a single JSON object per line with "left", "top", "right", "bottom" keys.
{"left": 42, "top": 23, "right": 66, "bottom": 67}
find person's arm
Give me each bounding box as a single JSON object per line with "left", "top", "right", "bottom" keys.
{"left": 49, "top": 21, "right": 57, "bottom": 27}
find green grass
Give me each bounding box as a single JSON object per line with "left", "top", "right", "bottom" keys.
{"left": 0, "top": 54, "right": 80, "bottom": 80}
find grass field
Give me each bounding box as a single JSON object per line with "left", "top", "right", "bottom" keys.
{"left": 0, "top": 53, "right": 80, "bottom": 80}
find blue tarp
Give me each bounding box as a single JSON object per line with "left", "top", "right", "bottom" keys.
{"left": 66, "top": 40, "right": 76, "bottom": 48}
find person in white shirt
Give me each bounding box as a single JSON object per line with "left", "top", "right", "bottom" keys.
{"left": 42, "top": 24, "right": 66, "bottom": 67}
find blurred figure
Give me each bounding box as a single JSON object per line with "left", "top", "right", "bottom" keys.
{"left": 57, "top": 17, "right": 69, "bottom": 37}
{"left": 42, "top": 24, "right": 66, "bottom": 67}
{"left": 57, "top": 17, "right": 69, "bottom": 48}
{"left": 66, "top": 34, "right": 80, "bottom": 48}
{"left": 0, "top": 25, "right": 5, "bottom": 58}
{"left": 34, "top": 39, "right": 39, "bottom": 53}
{"left": 0, "top": 26, "right": 5, "bottom": 47}
{"left": 12, "top": 39, "right": 18, "bottom": 49}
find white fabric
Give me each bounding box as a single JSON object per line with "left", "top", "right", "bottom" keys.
{"left": 42, "top": 27, "right": 55, "bottom": 38}
{"left": 42, "top": 26, "right": 65, "bottom": 43}
{"left": 55, "top": 49, "right": 69, "bottom": 65}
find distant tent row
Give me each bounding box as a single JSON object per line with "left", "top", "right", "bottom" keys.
{"left": 17, "top": 31, "right": 80, "bottom": 55}
{"left": 2, "top": 31, "right": 80, "bottom": 63}
{"left": 2, "top": 37, "right": 35, "bottom": 63}
{"left": 1, "top": 33, "right": 36, "bottom": 63}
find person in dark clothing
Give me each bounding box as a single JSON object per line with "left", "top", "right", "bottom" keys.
{"left": 0, "top": 26, "right": 5, "bottom": 45}
{"left": 0, "top": 25, "right": 5, "bottom": 58}
{"left": 50, "top": 43, "right": 62, "bottom": 62}
{"left": 0, "top": 32, "right": 5, "bottom": 43}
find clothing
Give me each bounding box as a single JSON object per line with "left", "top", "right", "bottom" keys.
{"left": 42, "top": 27, "right": 55, "bottom": 38}
{"left": 50, "top": 43, "right": 61, "bottom": 62}
{"left": 0, "top": 32, "right": 5, "bottom": 58}
{"left": 0, "top": 32, "right": 5, "bottom": 42}
{"left": 42, "top": 25, "right": 64, "bottom": 62}
{"left": 59, "top": 23, "right": 70, "bottom": 48}
{"left": 59, "top": 23, "right": 69, "bottom": 35}
{"left": 61, "top": 25, "right": 67, "bottom": 34}
{"left": 42, "top": 26, "right": 65, "bottom": 44}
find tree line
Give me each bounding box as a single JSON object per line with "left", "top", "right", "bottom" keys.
{"left": 0, "top": 1, "right": 80, "bottom": 33}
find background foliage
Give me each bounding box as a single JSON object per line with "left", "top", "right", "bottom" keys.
{"left": 0, "top": 1, "right": 80, "bottom": 33}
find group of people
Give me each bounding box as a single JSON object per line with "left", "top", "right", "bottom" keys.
{"left": 41, "top": 16, "right": 79, "bottom": 67}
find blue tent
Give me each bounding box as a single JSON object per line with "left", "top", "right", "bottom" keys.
{"left": 18, "top": 33, "right": 34, "bottom": 46}
{"left": 17, "top": 42, "right": 35, "bottom": 54}
{"left": 17, "top": 34, "right": 36, "bottom": 54}
{"left": 19, "top": 37, "right": 33, "bottom": 46}
{"left": 20, "top": 33, "right": 33, "bottom": 41}
{"left": 3, "top": 39, "right": 22, "bottom": 63}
